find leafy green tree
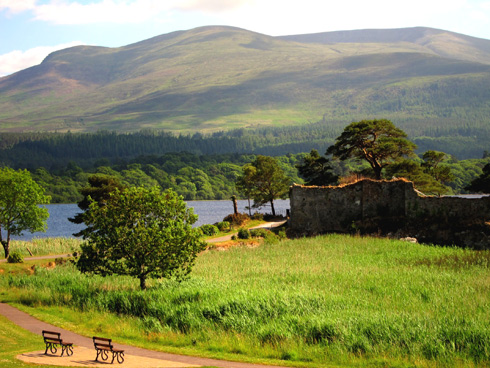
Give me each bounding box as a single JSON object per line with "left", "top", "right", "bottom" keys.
{"left": 386, "top": 159, "right": 449, "bottom": 195}
{"left": 465, "top": 163, "right": 490, "bottom": 193}
{"left": 237, "top": 156, "right": 290, "bottom": 216}
{"left": 422, "top": 150, "right": 454, "bottom": 185}
{"left": 0, "top": 168, "right": 50, "bottom": 258}
{"left": 121, "top": 164, "right": 159, "bottom": 188}
{"left": 296, "top": 149, "right": 338, "bottom": 186}
{"left": 326, "top": 119, "right": 417, "bottom": 179}
{"left": 69, "top": 175, "right": 125, "bottom": 236}
{"left": 76, "top": 187, "right": 206, "bottom": 290}
{"left": 236, "top": 164, "right": 256, "bottom": 216}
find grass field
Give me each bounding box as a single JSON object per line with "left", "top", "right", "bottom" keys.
{"left": 0, "top": 315, "right": 74, "bottom": 368}
{"left": 1, "top": 234, "right": 489, "bottom": 367}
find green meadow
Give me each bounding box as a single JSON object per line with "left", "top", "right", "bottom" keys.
{"left": 1, "top": 234, "right": 489, "bottom": 367}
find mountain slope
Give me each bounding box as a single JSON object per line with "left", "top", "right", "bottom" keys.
{"left": 279, "top": 27, "right": 490, "bottom": 65}
{"left": 0, "top": 26, "right": 489, "bottom": 134}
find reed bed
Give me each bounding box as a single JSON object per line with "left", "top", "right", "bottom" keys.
{"left": 2, "top": 234, "right": 489, "bottom": 367}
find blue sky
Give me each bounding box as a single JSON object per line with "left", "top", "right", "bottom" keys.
{"left": 1, "top": 0, "right": 490, "bottom": 77}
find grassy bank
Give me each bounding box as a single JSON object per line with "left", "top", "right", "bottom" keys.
{"left": 0, "top": 315, "right": 70, "bottom": 368}
{"left": 6, "top": 238, "right": 81, "bottom": 258}
{"left": 1, "top": 234, "right": 489, "bottom": 367}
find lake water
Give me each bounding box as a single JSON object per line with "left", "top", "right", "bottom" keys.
{"left": 9, "top": 199, "right": 290, "bottom": 241}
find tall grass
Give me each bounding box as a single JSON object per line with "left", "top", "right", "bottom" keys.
{"left": 7, "top": 238, "right": 81, "bottom": 257}
{"left": 2, "top": 234, "right": 490, "bottom": 367}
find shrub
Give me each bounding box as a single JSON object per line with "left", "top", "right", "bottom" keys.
{"left": 199, "top": 224, "right": 219, "bottom": 235}
{"left": 249, "top": 228, "right": 270, "bottom": 238}
{"left": 251, "top": 212, "right": 264, "bottom": 221}
{"left": 216, "top": 221, "right": 230, "bottom": 232}
{"left": 237, "top": 228, "right": 251, "bottom": 239}
{"left": 200, "top": 224, "right": 219, "bottom": 236}
{"left": 223, "top": 213, "right": 249, "bottom": 226}
{"left": 263, "top": 232, "right": 280, "bottom": 245}
{"left": 7, "top": 251, "right": 24, "bottom": 263}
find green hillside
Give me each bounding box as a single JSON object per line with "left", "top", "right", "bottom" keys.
{"left": 0, "top": 26, "right": 489, "bottom": 136}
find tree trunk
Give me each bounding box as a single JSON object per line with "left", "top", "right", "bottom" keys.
{"left": 231, "top": 195, "right": 238, "bottom": 215}
{"left": 139, "top": 275, "right": 147, "bottom": 290}
{"left": 0, "top": 227, "right": 9, "bottom": 259}
{"left": 270, "top": 199, "right": 276, "bottom": 217}
{"left": 1, "top": 241, "right": 8, "bottom": 259}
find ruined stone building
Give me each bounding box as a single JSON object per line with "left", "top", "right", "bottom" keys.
{"left": 289, "top": 179, "right": 490, "bottom": 248}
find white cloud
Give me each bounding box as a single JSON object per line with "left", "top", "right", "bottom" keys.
{"left": 0, "top": 0, "right": 36, "bottom": 13}
{"left": 0, "top": 42, "right": 83, "bottom": 77}
{"left": 176, "top": 0, "right": 254, "bottom": 13}
{"left": 32, "top": 0, "right": 174, "bottom": 24}
{"left": 0, "top": 0, "right": 253, "bottom": 25}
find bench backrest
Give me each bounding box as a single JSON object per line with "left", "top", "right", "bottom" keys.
{"left": 93, "top": 336, "right": 114, "bottom": 350}
{"left": 42, "top": 330, "right": 62, "bottom": 343}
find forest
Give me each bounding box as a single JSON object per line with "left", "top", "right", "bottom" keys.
{"left": 10, "top": 151, "right": 490, "bottom": 204}
{"left": 0, "top": 125, "right": 488, "bottom": 203}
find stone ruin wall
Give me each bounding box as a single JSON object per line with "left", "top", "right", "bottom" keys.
{"left": 289, "top": 179, "right": 490, "bottom": 248}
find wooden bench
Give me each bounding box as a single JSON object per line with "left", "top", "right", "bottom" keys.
{"left": 93, "top": 336, "right": 125, "bottom": 364}
{"left": 42, "top": 330, "right": 73, "bottom": 357}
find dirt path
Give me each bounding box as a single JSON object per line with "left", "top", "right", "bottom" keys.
{"left": 0, "top": 303, "right": 290, "bottom": 368}
{"left": 208, "top": 221, "right": 286, "bottom": 243}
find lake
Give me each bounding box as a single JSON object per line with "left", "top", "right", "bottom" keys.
{"left": 9, "top": 199, "right": 290, "bottom": 241}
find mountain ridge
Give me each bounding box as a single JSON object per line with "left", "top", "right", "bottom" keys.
{"left": 0, "top": 25, "right": 489, "bottom": 134}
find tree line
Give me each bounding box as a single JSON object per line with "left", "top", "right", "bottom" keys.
{"left": 5, "top": 145, "right": 488, "bottom": 205}
{"left": 235, "top": 119, "right": 490, "bottom": 217}
{"left": 1, "top": 117, "right": 489, "bottom": 172}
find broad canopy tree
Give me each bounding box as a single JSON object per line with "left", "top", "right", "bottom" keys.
{"left": 76, "top": 186, "right": 206, "bottom": 290}
{"left": 0, "top": 167, "right": 50, "bottom": 258}
{"left": 327, "top": 119, "right": 417, "bottom": 180}
{"left": 236, "top": 155, "right": 290, "bottom": 216}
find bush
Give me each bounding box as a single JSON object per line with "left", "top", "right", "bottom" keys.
{"left": 7, "top": 251, "right": 24, "bottom": 263}
{"left": 237, "top": 228, "right": 251, "bottom": 239}
{"left": 216, "top": 221, "right": 230, "bottom": 232}
{"left": 200, "top": 224, "right": 219, "bottom": 236}
{"left": 251, "top": 212, "right": 264, "bottom": 221}
{"left": 223, "top": 213, "right": 249, "bottom": 226}
{"left": 249, "top": 228, "right": 270, "bottom": 238}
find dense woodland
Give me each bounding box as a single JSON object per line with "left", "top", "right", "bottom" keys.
{"left": 0, "top": 124, "right": 488, "bottom": 203}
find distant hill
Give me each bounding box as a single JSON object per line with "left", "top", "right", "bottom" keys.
{"left": 0, "top": 25, "right": 489, "bottom": 140}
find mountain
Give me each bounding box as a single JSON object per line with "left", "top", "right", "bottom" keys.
{"left": 0, "top": 26, "right": 489, "bottom": 137}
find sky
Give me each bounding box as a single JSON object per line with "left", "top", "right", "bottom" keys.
{"left": 1, "top": 0, "right": 490, "bottom": 77}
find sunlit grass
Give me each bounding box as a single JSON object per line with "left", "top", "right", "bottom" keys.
{"left": 1, "top": 234, "right": 489, "bottom": 367}
{"left": 7, "top": 238, "right": 81, "bottom": 258}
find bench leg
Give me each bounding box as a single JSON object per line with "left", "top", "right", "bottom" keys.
{"left": 61, "top": 344, "right": 73, "bottom": 357}
{"left": 111, "top": 351, "right": 124, "bottom": 364}
{"left": 44, "top": 342, "right": 58, "bottom": 355}
{"left": 96, "top": 349, "right": 109, "bottom": 362}
{"left": 117, "top": 351, "right": 125, "bottom": 364}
